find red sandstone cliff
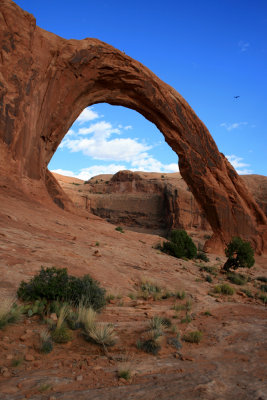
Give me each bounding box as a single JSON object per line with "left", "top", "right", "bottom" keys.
{"left": 53, "top": 171, "right": 267, "bottom": 237}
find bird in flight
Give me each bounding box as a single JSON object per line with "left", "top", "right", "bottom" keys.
{"left": 234, "top": 96, "right": 240, "bottom": 99}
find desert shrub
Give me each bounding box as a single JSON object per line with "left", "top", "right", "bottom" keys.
{"left": 115, "top": 226, "right": 124, "bottom": 233}
{"left": 241, "top": 288, "right": 253, "bottom": 298}
{"left": 196, "top": 252, "right": 209, "bottom": 262}
{"left": 86, "top": 323, "right": 117, "bottom": 347}
{"left": 203, "top": 311, "right": 212, "bottom": 316}
{"left": 51, "top": 305, "right": 72, "bottom": 344}
{"left": 17, "top": 267, "right": 106, "bottom": 310}
{"left": 167, "top": 336, "right": 182, "bottom": 350}
{"left": 256, "top": 276, "right": 267, "bottom": 283}
{"left": 181, "top": 313, "right": 192, "bottom": 323}
{"left": 227, "top": 272, "right": 247, "bottom": 286}
{"left": 0, "top": 299, "right": 23, "bottom": 329}
{"left": 214, "top": 283, "right": 234, "bottom": 295}
{"left": 11, "top": 357, "right": 23, "bottom": 367}
{"left": 258, "top": 293, "right": 267, "bottom": 304}
{"left": 205, "top": 275, "right": 212, "bottom": 283}
{"left": 161, "top": 317, "right": 172, "bottom": 328}
{"left": 118, "top": 368, "right": 131, "bottom": 381}
{"left": 161, "top": 230, "right": 197, "bottom": 260}
{"left": 52, "top": 326, "right": 72, "bottom": 343}
{"left": 39, "top": 330, "right": 53, "bottom": 354}
{"left": 200, "top": 265, "right": 218, "bottom": 276}
{"left": 175, "top": 290, "right": 186, "bottom": 300}
{"left": 223, "top": 237, "right": 255, "bottom": 272}
{"left": 183, "top": 330, "right": 203, "bottom": 343}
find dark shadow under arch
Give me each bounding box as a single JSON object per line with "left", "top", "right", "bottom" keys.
{"left": 0, "top": 0, "right": 266, "bottom": 253}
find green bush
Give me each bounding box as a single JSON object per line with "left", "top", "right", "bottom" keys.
{"left": 137, "top": 338, "right": 161, "bottom": 355}
{"left": 161, "top": 230, "right": 197, "bottom": 260}
{"left": 183, "top": 330, "right": 203, "bottom": 343}
{"left": 196, "top": 252, "right": 210, "bottom": 262}
{"left": 115, "top": 226, "right": 124, "bottom": 233}
{"left": 227, "top": 272, "right": 247, "bottom": 286}
{"left": 223, "top": 237, "right": 254, "bottom": 272}
{"left": 51, "top": 326, "right": 72, "bottom": 343}
{"left": 17, "top": 267, "right": 106, "bottom": 310}
{"left": 214, "top": 283, "right": 234, "bottom": 295}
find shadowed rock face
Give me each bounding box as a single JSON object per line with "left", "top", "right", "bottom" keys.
{"left": 0, "top": 0, "right": 266, "bottom": 253}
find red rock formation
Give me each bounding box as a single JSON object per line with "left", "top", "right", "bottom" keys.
{"left": 54, "top": 171, "right": 267, "bottom": 239}
{"left": 0, "top": 0, "right": 266, "bottom": 253}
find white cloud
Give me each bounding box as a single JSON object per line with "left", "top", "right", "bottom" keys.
{"left": 238, "top": 41, "right": 250, "bottom": 52}
{"left": 77, "top": 107, "right": 100, "bottom": 124}
{"left": 76, "top": 164, "right": 126, "bottom": 180}
{"left": 78, "top": 121, "right": 120, "bottom": 137}
{"left": 220, "top": 122, "right": 248, "bottom": 131}
{"left": 131, "top": 156, "right": 178, "bottom": 173}
{"left": 51, "top": 169, "right": 76, "bottom": 177}
{"left": 226, "top": 154, "right": 252, "bottom": 174}
{"left": 56, "top": 116, "right": 179, "bottom": 179}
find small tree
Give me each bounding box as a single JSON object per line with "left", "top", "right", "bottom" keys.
{"left": 223, "top": 237, "right": 254, "bottom": 272}
{"left": 162, "top": 229, "right": 197, "bottom": 260}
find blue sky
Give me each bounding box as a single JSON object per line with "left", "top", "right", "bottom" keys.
{"left": 16, "top": 0, "right": 267, "bottom": 179}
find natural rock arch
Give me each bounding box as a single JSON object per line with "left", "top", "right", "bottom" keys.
{"left": 0, "top": 0, "right": 266, "bottom": 253}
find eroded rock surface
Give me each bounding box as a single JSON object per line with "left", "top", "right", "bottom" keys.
{"left": 0, "top": 0, "right": 266, "bottom": 252}
{"left": 54, "top": 171, "right": 267, "bottom": 238}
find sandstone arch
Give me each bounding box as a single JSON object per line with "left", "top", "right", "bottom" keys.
{"left": 0, "top": 0, "right": 266, "bottom": 253}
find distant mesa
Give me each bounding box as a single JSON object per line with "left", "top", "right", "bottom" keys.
{"left": 0, "top": 0, "right": 266, "bottom": 253}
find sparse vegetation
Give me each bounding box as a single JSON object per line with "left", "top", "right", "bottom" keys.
{"left": 181, "top": 313, "right": 192, "bottom": 323}
{"left": 256, "top": 276, "right": 267, "bottom": 283}
{"left": 175, "top": 290, "right": 186, "bottom": 300}
{"left": 118, "top": 368, "right": 131, "bottom": 381}
{"left": 0, "top": 298, "right": 23, "bottom": 329}
{"left": 199, "top": 265, "right": 218, "bottom": 276}
{"left": 183, "top": 330, "right": 203, "bottom": 343}
{"left": 205, "top": 275, "right": 212, "bottom": 283}
{"left": 241, "top": 288, "right": 253, "bottom": 298}
{"left": 223, "top": 237, "right": 255, "bottom": 272}
{"left": 227, "top": 272, "right": 247, "bottom": 286}
{"left": 214, "top": 283, "right": 235, "bottom": 295}
{"left": 11, "top": 357, "right": 23, "bottom": 367}
{"left": 161, "top": 230, "right": 197, "bottom": 260}
{"left": 39, "top": 329, "right": 53, "bottom": 353}
{"left": 196, "top": 252, "right": 209, "bottom": 262}
{"left": 203, "top": 311, "right": 212, "bottom": 316}
{"left": 115, "top": 226, "right": 124, "bottom": 233}
{"left": 17, "top": 267, "right": 106, "bottom": 310}
{"left": 86, "top": 323, "right": 117, "bottom": 348}
{"left": 260, "top": 284, "right": 267, "bottom": 293}
{"left": 51, "top": 304, "right": 72, "bottom": 344}
{"left": 137, "top": 329, "right": 162, "bottom": 355}
{"left": 258, "top": 293, "right": 267, "bottom": 304}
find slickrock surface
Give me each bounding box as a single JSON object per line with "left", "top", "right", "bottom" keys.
{"left": 0, "top": 0, "right": 266, "bottom": 253}
{"left": 0, "top": 184, "right": 266, "bottom": 400}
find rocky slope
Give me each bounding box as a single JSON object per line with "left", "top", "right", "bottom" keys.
{"left": 53, "top": 171, "right": 267, "bottom": 237}
{"left": 0, "top": 180, "right": 266, "bottom": 400}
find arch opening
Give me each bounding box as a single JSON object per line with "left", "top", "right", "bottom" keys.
{"left": 48, "top": 104, "right": 211, "bottom": 237}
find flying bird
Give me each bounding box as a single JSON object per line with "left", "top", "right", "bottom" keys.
{"left": 234, "top": 96, "right": 240, "bottom": 99}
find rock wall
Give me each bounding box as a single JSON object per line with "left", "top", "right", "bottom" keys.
{"left": 53, "top": 171, "right": 267, "bottom": 237}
